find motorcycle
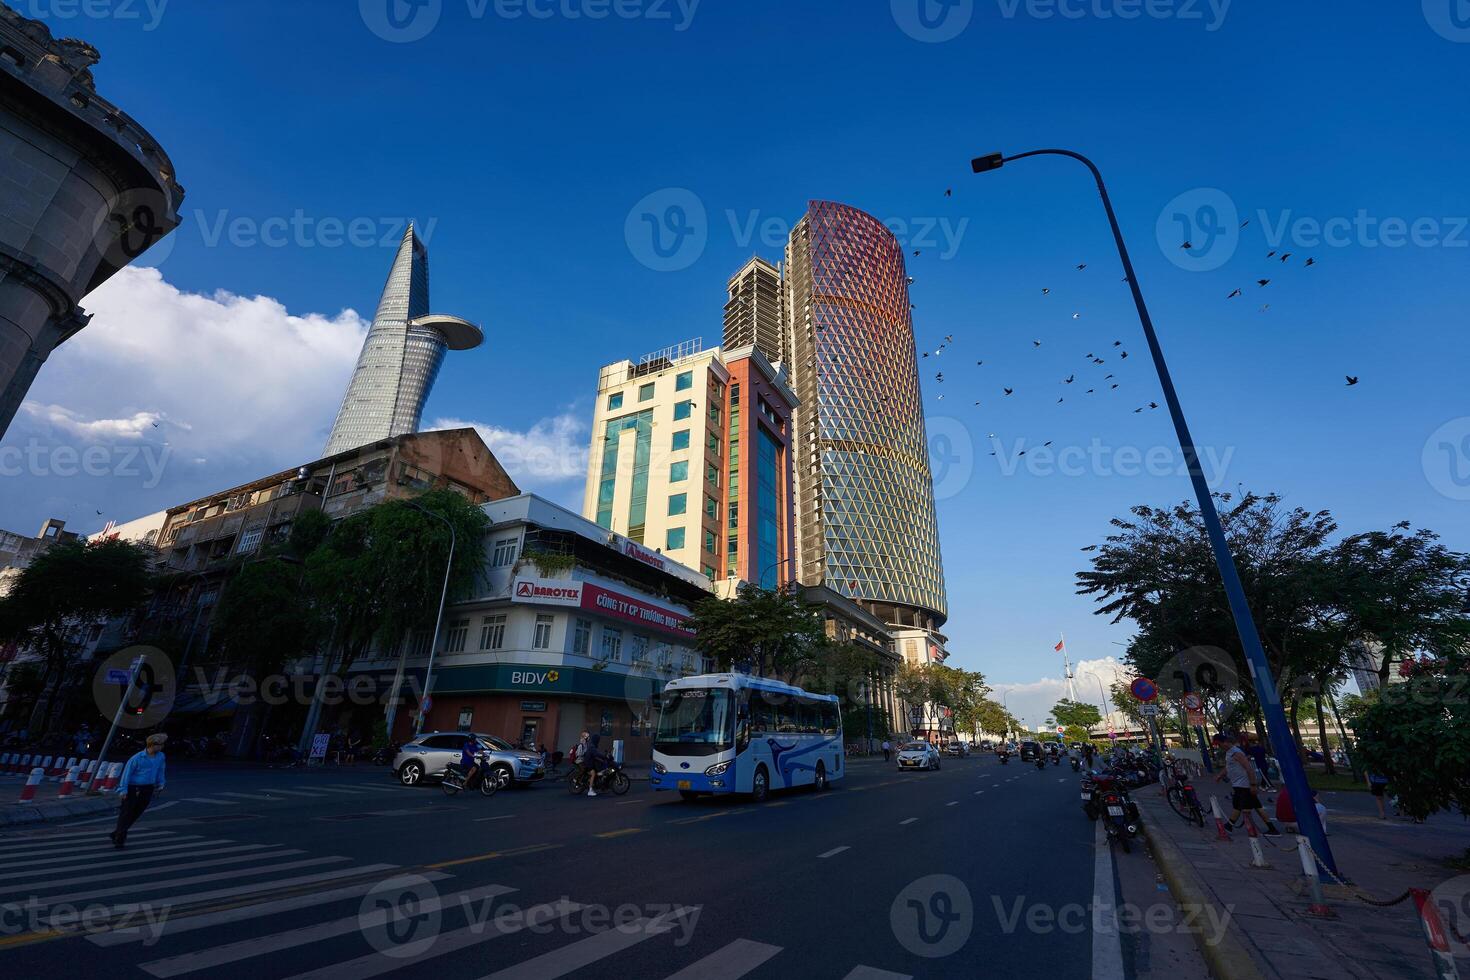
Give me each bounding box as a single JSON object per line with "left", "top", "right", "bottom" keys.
{"left": 569, "top": 760, "right": 630, "bottom": 796}
{"left": 997, "top": 750, "right": 1010, "bottom": 765}
{"left": 372, "top": 742, "right": 401, "bottom": 767}
{"left": 1070, "top": 756, "right": 1081, "bottom": 772}
{"left": 1082, "top": 770, "right": 1141, "bottom": 851}
{"left": 1035, "top": 756, "right": 1046, "bottom": 770}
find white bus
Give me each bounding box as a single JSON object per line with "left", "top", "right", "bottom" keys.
{"left": 649, "top": 672, "right": 845, "bottom": 802}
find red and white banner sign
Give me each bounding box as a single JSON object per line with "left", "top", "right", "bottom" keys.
{"left": 581, "top": 583, "right": 695, "bottom": 639}
{"left": 621, "top": 541, "right": 666, "bottom": 571}
{"left": 511, "top": 578, "right": 585, "bottom": 607}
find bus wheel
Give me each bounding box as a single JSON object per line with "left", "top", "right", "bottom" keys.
{"left": 814, "top": 762, "right": 828, "bottom": 792}
{"left": 678, "top": 790, "right": 700, "bottom": 802}
{"left": 751, "top": 766, "right": 770, "bottom": 803}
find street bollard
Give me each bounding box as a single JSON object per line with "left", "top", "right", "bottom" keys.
{"left": 105, "top": 762, "right": 123, "bottom": 792}
{"left": 1297, "top": 835, "right": 1335, "bottom": 917}
{"left": 17, "top": 767, "right": 44, "bottom": 803}
{"left": 57, "top": 765, "right": 78, "bottom": 798}
{"left": 1242, "top": 817, "right": 1270, "bottom": 868}
{"left": 53, "top": 756, "right": 78, "bottom": 782}
{"left": 1210, "top": 795, "right": 1232, "bottom": 841}
{"left": 76, "top": 759, "right": 96, "bottom": 789}
{"left": 36, "top": 755, "right": 52, "bottom": 778}
{"left": 96, "top": 762, "right": 117, "bottom": 793}
{"left": 1410, "top": 888, "right": 1463, "bottom": 980}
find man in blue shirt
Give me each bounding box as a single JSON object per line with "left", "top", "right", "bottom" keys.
{"left": 111, "top": 733, "right": 168, "bottom": 848}
{"left": 459, "top": 736, "right": 482, "bottom": 789}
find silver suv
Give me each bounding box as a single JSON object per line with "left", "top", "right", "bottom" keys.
{"left": 393, "top": 732, "right": 545, "bottom": 788}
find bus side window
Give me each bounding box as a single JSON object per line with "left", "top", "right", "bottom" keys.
{"left": 820, "top": 702, "right": 839, "bottom": 735}
{"left": 751, "top": 691, "right": 774, "bottom": 734}
{"left": 799, "top": 701, "right": 821, "bottom": 735}
{"left": 776, "top": 698, "right": 798, "bottom": 734}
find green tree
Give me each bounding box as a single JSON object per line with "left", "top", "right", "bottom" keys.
{"left": 683, "top": 584, "right": 827, "bottom": 679}
{"left": 1050, "top": 698, "right": 1102, "bottom": 730}
{"left": 0, "top": 538, "right": 152, "bottom": 732}
{"left": 1352, "top": 652, "right": 1470, "bottom": 820}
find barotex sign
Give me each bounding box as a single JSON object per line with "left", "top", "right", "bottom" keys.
{"left": 512, "top": 577, "right": 695, "bottom": 640}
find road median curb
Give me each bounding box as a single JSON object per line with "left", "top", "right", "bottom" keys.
{"left": 1140, "top": 815, "right": 1271, "bottom": 980}
{"left": 0, "top": 794, "right": 116, "bottom": 827}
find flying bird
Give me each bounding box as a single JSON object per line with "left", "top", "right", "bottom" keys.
{"left": 1258, "top": 279, "right": 1271, "bottom": 287}
{"left": 944, "top": 188, "right": 953, "bottom": 198}
{"left": 1072, "top": 313, "right": 1081, "bottom": 319}
{"left": 1105, "top": 374, "right": 1114, "bottom": 379}
{"left": 1042, "top": 288, "right": 1051, "bottom": 295}
{"left": 1180, "top": 241, "right": 1192, "bottom": 250}
{"left": 1110, "top": 384, "right": 1119, "bottom": 389}
{"left": 1044, "top": 441, "right": 1052, "bottom": 447}
{"left": 1064, "top": 375, "right": 1075, "bottom": 384}
{"left": 1057, "top": 397, "right": 1064, "bottom": 404}
{"left": 1267, "top": 251, "right": 1277, "bottom": 258}
{"left": 1086, "top": 388, "right": 1095, "bottom": 394}
{"left": 1033, "top": 340, "right": 1042, "bottom": 348}
{"left": 1259, "top": 305, "right": 1270, "bottom": 313}
{"left": 1112, "top": 340, "right": 1121, "bottom": 347}
{"left": 1003, "top": 388, "right": 1014, "bottom": 396}
{"left": 1134, "top": 407, "right": 1143, "bottom": 413}
{"left": 1093, "top": 357, "right": 1105, "bottom": 364}
{"left": 1149, "top": 402, "right": 1159, "bottom": 409}
{"left": 1240, "top": 219, "right": 1250, "bottom": 228}
{"left": 1227, "top": 288, "right": 1242, "bottom": 299}
{"left": 1076, "top": 263, "right": 1087, "bottom": 270}
{"left": 1345, "top": 375, "right": 1359, "bottom": 386}
{"left": 913, "top": 249, "right": 921, "bottom": 257}
{"left": 1304, "top": 257, "right": 1316, "bottom": 267}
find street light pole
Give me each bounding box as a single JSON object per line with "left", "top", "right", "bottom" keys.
{"left": 402, "top": 500, "right": 455, "bottom": 739}
{"left": 971, "top": 149, "right": 1337, "bottom": 877}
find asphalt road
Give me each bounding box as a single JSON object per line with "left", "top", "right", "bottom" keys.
{"left": 0, "top": 755, "right": 1207, "bottom": 979}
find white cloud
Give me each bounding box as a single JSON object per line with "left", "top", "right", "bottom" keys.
{"left": 430, "top": 411, "right": 589, "bottom": 489}
{"left": 994, "top": 656, "right": 1133, "bottom": 733}
{"left": 3, "top": 266, "right": 368, "bottom": 530}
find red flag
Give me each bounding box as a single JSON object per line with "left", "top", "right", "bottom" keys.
{"left": 1054, "top": 639, "right": 1065, "bottom": 652}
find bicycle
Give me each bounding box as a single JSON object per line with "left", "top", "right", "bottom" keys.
{"left": 1162, "top": 759, "right": 1205, "bottom": 827}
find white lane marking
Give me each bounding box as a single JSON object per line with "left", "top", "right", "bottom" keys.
{"left": 32, "top": 856, "right": 351, "bottom": 905}
{"left": 182, "top": 797, "right": 239, "bottom": 806}
{"left": 217, "top": 792, "right": 278, "bottom": 801}
{"left": 899, "top": 818, "right": 917, "bottom": 825}
{"left": 310, "top": 788, "right": 368, "bottom": 795}
{"left": 325, "top": 784, "right": 398, "bottom": 792}
{"left": 474, "top": 815, "right": 516, "bottom": 822}
{"left": 946, "top": 801, "right": 959, "bottom": 807}
{"left": 818, "top": 846, "right": 850, "bottom": 858}
{"left": 1091, "top": 819, "right": 1126, "bottom": 980}
{"left": 87, "top": 872, "right": 454, "bottom": 946}
{"left": 261, "top": 789, "right": 329, "bottom": 797}
{"left": 479, "top": 906, "right": 699, "bottom": 980}
{"left": 0, "top": 843, "right": 274, "bottom": 883}
{"left": 138, "top": 883, "right": 517, "bottom": 977}
{"left": 0, "top": 850, "right": 303, "bottom": 894}
{"left": 0, "top": 830, "right": 172, "bottom": 854}
{"left": 974, "top": 790, "right": 984, "bottom": 795}
{"left": 842, "top": 968, "right": 913, "bottom": 980}
{"left": 0, "top": 825, "right": 169, "bottom": 845}
{"left": 0, "top": 838, "right": 213, "bottom": 868}
{"left": 58, "top": 864, "right": 400, "bottom": 926}
{"left": 660, "top": 938, "right": 783, "bottom": 979}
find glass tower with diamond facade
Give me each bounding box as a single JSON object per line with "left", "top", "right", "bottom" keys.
{"left": 781, "top": 201, "right": 948, "bottom": 629}
{"left": 323, "top": 224, "right": 482, "bottom": 457}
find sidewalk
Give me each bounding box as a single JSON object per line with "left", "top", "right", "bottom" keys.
{"left": 0, "top": 793, "right": 116, "bottom": 827}
{"left": 1139, "top": 784, "right": 1470, "bottom": 980}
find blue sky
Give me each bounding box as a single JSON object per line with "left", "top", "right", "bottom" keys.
{"left": 5, "top": 1, "right": 1468, "bottom": 727}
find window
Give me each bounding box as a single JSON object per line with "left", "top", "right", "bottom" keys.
{"left": 671, "top": 430, "right": 690, "bottom": 452}
{"left": 607, "top": 392, "right": 623, "bottom": 410}
{"left": 444, "top": 618, "right": 469, "bottom": 653}
{"left": 707, "top": 432, "right": 720, "bottom": 454}
{"left": 601, "top": 627, "right": 623, "bottom": 662}
{"left": 666, "top": 527, "right": 686, "bottom": 550}
{"left": 235, "top": 526, "right": 263, "bottom": 555}
{"left": 668, "top": 493, "right": 687, "bottom": 516}
{"left": 479, "top": 614, "right": 507, "bottom": 650}
{"left": 675, "top": 371, "right": 693, "bottom": 391}
{"left": 630, "top": 635, "right": 649, "bottom": 663}
{"left": 704, "top": 530, "right": 716, "bottom": 555}
{"left": 669, "top": 460, "right": 688, "bottom": 483}
{"left": 572, "top": 618, "right": 592, "bottom": 656}
{"left": 680, "top": 652, "right": 694, "bottom": 673}
{"left": 702, "top": 655, "right": 716, "bottom": 674}
{"left": 708, "top": 404, "right": 722, "bottom": 425}
{"left": 533, "top": 614, "right": 554, "bottom": 650}
{"left": 706, "top": 462, "right": 720, "bottom": 487}
{"left": 705, "top": 495, "right": 718, "bottom": 520}
{"left": 491, "top": 536, "right": 519, "bottom": 567}
{"left": 456, "top": 708, "right": 474, "bottom": 732}
{"left": 702, "top": 564, "right": 717, "bottom": 581}
{"left": 639, "top": 382, "right": 655, "bottom": 402}
{"left": 673, "top": 400, "right": 692, "bottom": 420}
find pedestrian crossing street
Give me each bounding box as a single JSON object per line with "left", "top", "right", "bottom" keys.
{"left": 0, "top": 825, "right": 916, "bottom": 979}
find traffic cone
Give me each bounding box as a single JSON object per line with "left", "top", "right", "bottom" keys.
{"left": 17, "top": 767, "right": 44, "bottom": 803}
{"left": 57, "top": 765, "right": 78, "bottom": 798}
{"left": 1210, "top": 795, "right": 1232, "bottom": 841}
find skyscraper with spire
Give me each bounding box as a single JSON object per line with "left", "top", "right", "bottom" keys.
{"left": 323, "top": 224, "right": 482, "bottom": 456}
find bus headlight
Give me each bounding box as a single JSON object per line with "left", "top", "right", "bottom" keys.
{"left": 704, "top": 761, "right": 730, "bottom": 776}
{"left": 652, "top": 761, "right": 666, "bottom": 774}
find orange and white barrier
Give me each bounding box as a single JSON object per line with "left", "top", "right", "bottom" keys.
{"left": 51, "top": 756, "right": 77, "bottom": 781}
{"left": 1210, "top": 795, "right": 1232, "bottom": 841}
{"left": 99, "top": 762, "right": 122, "bottom": 793}
{"left": 76, "top": 759, "right": 95, "bottom": 789}
{"left": 56, "top": 765, "right": 78, "bottom": 798}
{"left": 17, "top": 767, "right": 44, "bottom": 803}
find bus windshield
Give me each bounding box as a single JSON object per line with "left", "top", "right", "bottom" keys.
{"left": 655, "top": 689, "right": 734, "bottom": 753}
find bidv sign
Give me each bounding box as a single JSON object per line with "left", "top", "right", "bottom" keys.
{"left": 509, "top": 669, "right": 562, "bottom": 687}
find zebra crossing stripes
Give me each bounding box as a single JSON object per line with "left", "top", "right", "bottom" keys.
{"left": 28, "top": 855, "right": 352, "bottom": 906}
{"left": 0, "top": 847, "right": 305, "bottom": 893}
{"left": 0, "top": 842, "right": 275, "bottom": 883}
{"left": 479, "top": 906, "right": 700, "bottom": 980}
{"left": 659, "top": 938, "right": 783, "bottom": 980}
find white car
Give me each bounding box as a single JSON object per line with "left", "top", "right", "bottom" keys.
{"left": 896, "top": 741, "right": 941, "bottom": 771}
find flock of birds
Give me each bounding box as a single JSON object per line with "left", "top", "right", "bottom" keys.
{"left": 909, "top": 190, "right": 1360, "bottom": 458}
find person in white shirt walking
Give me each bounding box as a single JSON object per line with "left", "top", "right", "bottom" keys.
{"left": 1212, "top": 732, "right": 1281, "bottom": 836}
{"left": 111, "top": 733, "right": 168, "bottom": 848}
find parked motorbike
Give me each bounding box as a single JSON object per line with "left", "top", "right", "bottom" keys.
{"left": 1082, "top": 770, "right": 1141, "bottom": 851}
{"left": 372, "top": 742, "right": 401, "bottom": 767}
